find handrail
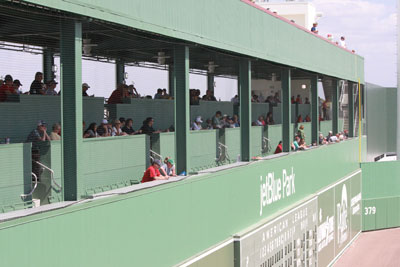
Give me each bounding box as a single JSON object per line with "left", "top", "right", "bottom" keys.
{"left": 33, "top": 160, "right": 62, "bottom": 191}
{"left": 217, "top": 142, "right": 230, "bottom": 162}
{"left": 262, "top": 137, "right": 271, "bottom": 153}
{"left": 21, "top": 172, "right": 38, "bottom": 199}
{"left": 149, "top": 150, "right": 163, "bottom": 161}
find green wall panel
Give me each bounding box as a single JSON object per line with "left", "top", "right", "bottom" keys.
{"left": 0, "top": 143, "right": 32, "bottom": 212}
{"left": 320, "top": 120, "right": 332, "bottom": 137}
{"left": 221, "top": 128, "right": 241, "bottom": 163}
{"left": 251, "top": 103, "right": 269, "bottom": 123}
{"left": 189, "top": 130, "right": 218, "bottom": 173}
{"left": 191, "top": 101, "right": 235, "bottom": 124}
{"left": 24, "top": 0, "right": 364, "bottom": 82}
{"left": 250, "top": 126, "right": 263, "bottom": 157}
{"left": 152, "top": 132, "right": 176, "bottom": 161}
{"left": 0, "top": 95, "right": 104, "bottom": 143}
{"left": 298, "top": 104, "right": 311, "bottom": 120}
{"left": 265, "top": 124, "right": 282, "bottom": 155}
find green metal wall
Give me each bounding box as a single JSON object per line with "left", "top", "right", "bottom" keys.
{"left": 0, "top": 95, "right": 104, "bottom": 143}
{"left": 23, "top": 0, "right": 364, "bottom": 82}
{"left": 361, "top": 161, "right": 400, "bottom": 231}
{"left": 320, "top": 120, "right": 333, "bottom": 137}
{"left": 251, "top": 103, "right": 269, "bottom": 122}
{"left": 0, "top": 143, "right": 32, "bottom": 213}
{"left": 189, "top": 130, "right": 219, "bottom": 173}
{"left": 0, "top": 138, "right": 363, "bottom": 267}
{"left": 365, "top": 84, "right": 397, "bottom": 161}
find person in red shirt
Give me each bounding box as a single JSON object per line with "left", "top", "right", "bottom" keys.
{"left": 0, "top": 75, "right": 16, "bottom": 102}
{"left": 108, "top": 84, "right": 129, "bottom": 104}
{"left": 274, "top": 141, "right": 283, "bottom": 154}
{"left": 141, "top": 159, "right": 169, "bottom": 183}
{"left": 296, "top": 94, "right": 302, "bottom": 104}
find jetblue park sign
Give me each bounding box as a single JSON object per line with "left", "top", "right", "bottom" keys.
{"left": 259, "top": 167, "right": 296, "bottom": 216}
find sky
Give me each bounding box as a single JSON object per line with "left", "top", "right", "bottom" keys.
{"left": 0, "top": 0, "right": 397, "bottom": 99}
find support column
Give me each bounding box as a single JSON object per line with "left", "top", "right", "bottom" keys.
{"left": 43, "top": 49, "right": 55, "bottom": 83}
{"left": 348, "top": 81, "right": 355, "bottom": 137}
{"left": 311, "top": 75, "right": 319, "bottom": 145}
{"left": 174, "top": 46, "right": 190, "bottom": 174}
{"left": 239, "top": 59, "right": 251, "bottom": 161}
{"left": 116, "top": 60, "right": 125, "bottom": 86}
{"left": 60, "top": 20, "right": 83, "bottom": 201}
{"left": 207, "top": 73, "right": 214, "bottom": 93}
{"left": 168, "top": 64, "right": 175, "bottom": 97}
{"left": 332, "top": 80, "right": 340, "bottom": 134}
{"left": 282, "top": 69, "right": 291, "bottom": 152}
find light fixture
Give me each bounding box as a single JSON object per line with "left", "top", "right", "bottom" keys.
{"left": 153, "top": 52, "right": 170, "bottom": 65}
{"left": 82, "top": 39, "right": 97, "bottom": 56}
{"left": 271, "top": 73, "right": 277, "bottom": 82}
{"left": 302, "top": 84, "right": 307, "bottom": 89}
{"left": 52, "top": 65, "right": 58, "bottom": 73}
{"left": 205, "top": 61, "right": 219, "bottom": 74}
{"left": 124, "top": 72, "right": 129, "bottom": 80}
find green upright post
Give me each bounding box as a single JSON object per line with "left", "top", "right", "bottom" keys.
{"left": 348, "top": 81, "right": 355, "bottom": 137}
{"left": 332, "top": 80, "right": 340, "bottom": 134}
{"left": 116, "top": 60, "right": 125, "bottom": 86}
{"left": 239, "top": 59, "right": 251, "bottom": 161}
{"left": 43, "top": 49, "right": 55, "bottom": 83}
{"left": 174, "top": 46, "right": 190, "bottom": 174}
{"left": 60, "top": 20, "right": 83, "bottom": 201}
{"left": 168, "top": 64, "right": 175, "bottom": 97}
{"left": 207, "top": 73, "right": 214, "bottom": 93}
{"left": 311, "top": 75, "right": 319, "bottom": 145}
{"left": 282, "top": 69, "right": 291, "bottom": 152}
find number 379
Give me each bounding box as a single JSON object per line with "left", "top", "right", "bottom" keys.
{"left": 364, "top": 206, "right": 376, "bottom": 215}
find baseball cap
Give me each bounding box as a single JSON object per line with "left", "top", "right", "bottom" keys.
{"left": 101, "top": 119, "right": 108, "bottom": 124}
{"left": 47, "top": 80, "right": 58, "bottom": 85}
{"left": 4, "top": 75, "right": 13, "bottom": 82}
{"left": 37, "top": 120, "right": 47, "bottom": 126}
{"left": 82, "top": 83, "right": 90, "bottom": 88}
{"left": 153, "top": 159, "right": 162, "bottom": 166}
{"left": 167, "top": 159, "right": 175, "bottom": 165}
{"left": 13, "top": 79, "right": 22, "bottom": 86}
{"left": 195, "top": 116, "right": 203, "bottom": 123}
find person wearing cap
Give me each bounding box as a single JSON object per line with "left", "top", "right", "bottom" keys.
{"left": 191, "top": 116, "right": 203, "bottom": 131}
{"left": 13, "top": 79, "right": 23, "bottom": 95}
{"left": 311, "top": 22, "right": 318, "bottom": 34}
{"left": 0, "top": 74, "right": 16, "bottom": 101}
{"left": 82, "top": 83, "right": 90, "bottom": 97}
{"left": 29, "top": 72, "right": 44, "bottom": 95}
{"left": 141, "top": 159, "right": 169, "bottom": 183}
{"left": 161, "top": 158, "right": 176, "bottom": 177}
{"left": 97, "top": 119, "right": 111, "bottom": 137}
{"left": 45, "top": 80, "right": 58, "bottom": 96}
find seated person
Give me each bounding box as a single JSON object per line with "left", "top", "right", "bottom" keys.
{"left": 84, "top": 123, "right": 99, "bottom": 138}
{"left": 192, "top": 116, "right": 203, "bottom": 131}
{"left": 0, "top": 75, "right": 16, "bottom": 101}
{"left": 231, "top": 95, "right": 239, "bottom": 104}
{"left": 202, "top": 90, "right": 217, "bottom": 101}
{"left": 82, "top": 83, "right": 91, "bottom": 96}
{"left": 319, "top": 133, "right": 328, "bottom": 145}
{"left": 274, "top": 92, "right": 281, "bottom": 103}
{"left": 298, "top": 138, "right": 307, "bottom": 150}
{"left": 96, "top": 119, "right": 111, "bottom": 137}
{"left": 205, "top": 119, "right": 213, "bottom": 130}
{"left": 292, "top": 136, "right": 300, "bottom": 151}
{"left": 296, "top": 94, "right": 302, "bottom": 104}
{"left": 112, "top": 119, "right": 127, "bottom": 136}
{"left": 45, "top": 80, "right": 58, "bottom": 95}
{"left": 232, "top": 115, "right": 240, "bottom": 127}
{"left": 50, "top": 123, "right": 61, "bottom": 140}
{"left": 140, "top": 117, "right": 160, "bottom": 135}
{"left": 13, "top": 79, "right": 23, "bottom": 94}
{"left": 141, "top": 159, "right": 169, "bottom": 183}
{"left": 127, "top": 84, "right": 139, "bottom": 97}
{"left": 29, "top": 72, "right": 44, "bottom": 95}
{"left": 251, "top": 94, "right": 259, "bottom": 103}
{"left": 305, "top": 97, "right": 310, "bottom": 104}
{"left": 266, "top": 112, "right": 274, "bottom": 125}
{"left": 297, "top": 115, "right": 303, "bottom": 123}
{"left": 108, "top": 84, "right": 129, "bottom": 104}
{"left": 122, "top": 118, "right": 139, "bottom": 135}
{"left": 154, "top": 88, "right": 163, "bottom": 99}
{"left": 162, "top": 88, "right": 169, "bottom": 99}
{"left": 255, "top": 116, "right": 266, "bottom": 126}
{"left": 304, "top": 115, "right": 311, "bottom": 122}
{"left": 160, "top": 158, "right": 176, "bottom": 177}
{"left": 212, "top": 111, "right": 222, "bottom": 128}
{"left": 274, "top": 141, "right": 283, "bottom": 154}
{"left": 291, "top": 96, "right": 295, "bottom": 104}
{"left": 329, "top": 133, "right": 339, "bottom": 143}
{"left": 119, "top": 117, "right": 126, "bottom": 128}
{"left": 220, "top": 114, "right": 230, "bottom": 128}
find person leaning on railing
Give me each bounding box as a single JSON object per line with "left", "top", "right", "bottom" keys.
{"left": 141, "top": 159, "right": 169, "bottom": 183}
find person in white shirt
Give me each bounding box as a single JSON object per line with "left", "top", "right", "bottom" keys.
{"left": 161, "top": 158, "right": 176, "bottom": 177}
{"left": 112, "top": 119, "right": 127, "bottom": 136}
{"left": 340, "top": 36, "right": 346, "bottom": 48}
{"left": 45, "top": 80, "right": 58, "bottom": 95}
{"left": 192, "top": 116, "right": 203, "bottom": 131}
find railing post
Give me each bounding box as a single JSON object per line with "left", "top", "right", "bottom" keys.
{"left": 116, "top": 59, "right": 125, "bottom": 86}
{"left": 332, "top": 79, "right": 340, "bottom": 134}
{"left": 60, "top": 19, "right": 83, "bottom": 201}
{"left": 168, "top": 64, "right": 175, "bottom": 97}
{"left": 239, "top": 59, "right": 251, "bottom": 161}
{"left": 207, "top": 73, "right": 215, "bottom": 93}
{"left": 311, "top": 75, "right": 319, "bottom": 145}
{"left": 282, "top": 69, "right": 291, "bottom": 152}
{"left": 43, "top": 48, "right": 55, "bottom": 83}
{"left": 174, "top": 46, "right": 190, "bottom": 174}
{"left": 348, "top": 81, "right": 355, "bottom": 137}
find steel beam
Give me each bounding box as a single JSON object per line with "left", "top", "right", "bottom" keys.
{"left": 60, "top": 19, "right": 83, "bottom": 201}
{"left": 239, "top": 59, "right": 251, "bottom": 161}
{"left": 332, "top": 80, "right": 340, "bottom": 134}
{"left": 116, "top": 59, "right": 125, "bottom": 86}
{"left": 207, "top": 73, "right": 214, "bottom": 93}
{"left": 43, "top": 49, "right": 55, "bottom": 83}
{"left": 282, "top": 69, "right": 291, "bottom": 152}
{"left": 348, "top": 81, "right": 355, "bottom": 137}
{"left": 174, "top": 46, "right": 190, "bottom": 174}
{"left": 168, "top": 64, "right": 175, "bottom": 97}
{"left": 311, "top": 75, "right": 319, "bottom": 145}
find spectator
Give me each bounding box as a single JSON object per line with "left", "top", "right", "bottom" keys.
{"left": 297, "top": 125, "right": 305, "bottom": 140}
{"left": 29, "top": 72, "right": 44, "bottom": 95}
{"left": 322, "top": 97, "right": 330, "bottom": 120}
{"left": 311, "top": 22, "right": 318, "bottom": 34}
{"left": 297, "top": 115, "right": 303, "bottom": 123}
{"left": 251, "top": 94, "right": 259, "bottom": 103}
{"left": 97, "top": 119, "right": 111, "bottom": 137}
{"left": 128, "top": 85, "right": 139, "bottom": 97}
{"left": 119, "top": 117, "right": 126, "bottom": 128}
{"left": 26, "top": 120, "right": 51, "bottom": 179}
{"left": 296, "top": 94, "right": 302, "bottom": 104}
{"left": 274, "top": 92, "right": 281, "bottom": 103}
{"left": 255, "top": 115, "right": 266, "bottom": 126}
{"left": 340, "top": 36, "right": 346, "bottom": 48}
{"left": 45, "top": 80, "right": 58, "bottom": 95}
{"left": 84, "top": 123, "right": 99, "bottom": 138}
{"left": 231, "top": 95, "right": 239, "bottom": 104}
{"left": 291, "top": 96, "right": 295, "bottom": 104}
{"left": 112, "top": 119, "right": 127, "bottom": 136}
{"left": 205, "top": 119, "right": 213, "bottom": 130}
{"left": 141, "top": 159, "right": 169, "bottom": 183}
{"left": 292, "top": 136, "right": 300, "bottom": 151}
{"left": 305, "top": 115, "right": 311, "bottom": 122}
{"left": 202, "top": 90, "right": 217, "bottom": 101}
{"left": 274, "top": 141, "right": 283, "bottom": 154}
{"left": 265, "top": 96, "right": 273, "bottom": 104}
{"left": 319, "top": 133, "right": 327, "bottom": 145}
{"left": 305, "top": 97, "right": 310, "bottom": 104}
{"left": 122, "top": 118, "right": 137, "bottom": 135}
{"left": 192, "top": 116, "right": 203, "bottom": 131}
{"left": 329, "top": 132, "right": 339, "bottom": 143}
{"left": 13, "top": 79, "right": 23, "bottom": 94}
{"left": 266, "top": 112, "right": 274, "bottom": 125}
{"left": 161, "top": 158, "right": 176, "bottom": 177}
{"left": 140, "top": 117, "right": 160, "bottom": 135}
{"left": 162, "top": 88, "right": 169, "bottom": 99}
{"left": 82, "top": 83, "right": 90, "bottom": 97}
{"left": 190, "top": 89, "right": 200, "bottom": 105}
{"left": 212, "top": 111, "right": 222, "bottom": 128}
{"left": 154, "top": 88, "right": 163, "bottom": 99}
{"left": 108, "top": 84, "right": 129, "bottom": 104}
{"left": 0, "top": 75, "right": 16, "bottom": 102}
{"left": 232, "top": 115, "right": 240, "bottom": 127}
{"left": 50, "top": 123, "right": 61, "bottom": 140}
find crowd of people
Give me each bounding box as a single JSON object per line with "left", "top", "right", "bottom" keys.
{"left": 311, "top": 23, "right": 349, "bottom": 50}
{"left": 190, "top": 111, "right": 240, "bottom": 131}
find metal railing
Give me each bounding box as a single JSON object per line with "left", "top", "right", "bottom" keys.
{"left": 216, "top": 142, "right": 230, "bottom": 162}
{"left": 33, "top": 160, "right": 62, "bottom": 191}
{"left": 21, "top": 172, "right": 38, "bottom": 199}
{"left": 262, "top": 137, "right": 272, "bottom": 154}
{"left": 149, "top": 150, "right": 163, "bottom": 163}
